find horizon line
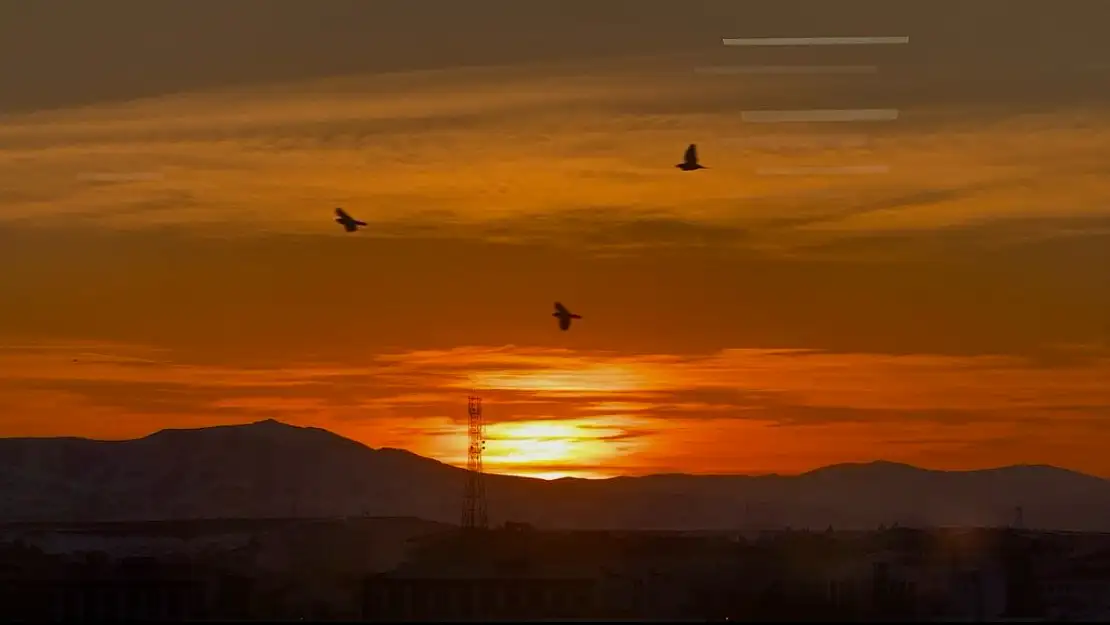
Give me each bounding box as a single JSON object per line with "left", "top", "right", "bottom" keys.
{"left": 4, "top": 418, "right": 1093, "bottom": 481}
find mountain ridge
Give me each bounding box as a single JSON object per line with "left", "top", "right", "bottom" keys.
{"left": 6, "top": 419, "right": 1096, "bottom": 481}
{"left": 1, "top": 419, "right": 1108, "bottom": 531}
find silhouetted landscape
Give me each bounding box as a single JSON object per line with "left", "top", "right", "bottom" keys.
{"left": 4, "top": 0, "right": 1110, "bottom": 620}
{"left": 2, "top": 420, "right": 1108, "bottom": 532}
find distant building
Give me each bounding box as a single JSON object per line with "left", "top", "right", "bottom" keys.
{"left": 0, "top": 558, "right": 253, "bottom": 622}
{"left": 362, "top": 575, "right": 603, "bottom": 621}
{"left": 0, "top": 576, "right": 208, "bottom": 621}
{"left": 822, "top": 556, "right": 920, "bottom": 618}
{"left": 359, "top": 528, "right": 695, "bottom": 620}
{"left": 1041, "top": 549, "right": 1110, "bottom": 621}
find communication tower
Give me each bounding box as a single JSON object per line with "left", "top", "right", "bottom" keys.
{"left": 461, "top": 396, "right": 489, "bottom": 530}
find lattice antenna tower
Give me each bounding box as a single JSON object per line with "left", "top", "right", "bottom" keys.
{"left": 461, "top": 396, "right": 489, "bottom": 530}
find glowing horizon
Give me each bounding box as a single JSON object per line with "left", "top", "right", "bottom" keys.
{"left": 2, "top": 12, "right": 1109, "bottom": 480}
{"left": 3, "top": 342, "right": 1109, "bottom": 478}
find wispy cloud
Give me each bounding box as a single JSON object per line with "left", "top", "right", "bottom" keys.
{"left": 2, "top": 341, "right": 1109, "bottom": 477}
{"left": 2, "top": 55, "right": 1108, "bottom": 257}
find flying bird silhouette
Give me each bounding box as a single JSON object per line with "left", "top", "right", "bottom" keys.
{"left": 553, "top": 302, "right": 582, "bottom": 331}
{"left": 334, "top": 208, "right": 368, "bottom": 233}
{"left": 676, "top": 144, "right": 707, "bottom": 171}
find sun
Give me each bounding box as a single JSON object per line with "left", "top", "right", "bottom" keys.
{"left": 481, "top": 420, "right": 625, "bottom": 480}
{"left": 488, "top": 422, "right": 578, "bottom": 464}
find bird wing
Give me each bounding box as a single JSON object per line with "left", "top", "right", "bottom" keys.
{"left": 559, "top": 316, "right": 571, "bottom": 331}
{"left": 684, "top": 144, "right": 698, "bottom": 164}
{"left": 554, "top": 302, "right": 569, "bottom": 315}
{"left": 342, "top": 221, "right": 358, "bottom": 232}
{"left": 335, "top": 208, "right": 351, "bottom": 220}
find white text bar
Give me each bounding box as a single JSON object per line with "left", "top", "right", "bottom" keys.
{"left": 695, "top": 65, "right": 878, "bottom": 75}
{"left": 723, "top": 36, "right": 909, "bottom": 47}
{"left": 742, "top": 109, "right": 899, "bottom": 123}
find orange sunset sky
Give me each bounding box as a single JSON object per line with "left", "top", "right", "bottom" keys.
{"left": 1, "top": 1, "right": 1108, "bottom": 480}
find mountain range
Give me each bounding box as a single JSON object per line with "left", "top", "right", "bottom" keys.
{"left": 2, "top": 419, "right": 1108, "bottom": 532}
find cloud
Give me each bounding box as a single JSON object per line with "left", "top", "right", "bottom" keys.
{"left": 3, "top": 50, "right": 1109, "bottom": 259}
{"left": 1, "top": 340, "right": 1110, "bottom": 476}
{"left": 0, "top": 221, "right": 1104, "bottom": 371}
{"left": 10, "top": 341, "right": 1107, "bottom": 427}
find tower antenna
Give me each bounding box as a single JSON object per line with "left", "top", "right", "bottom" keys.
{"left": 461, "top": 396, "right": 489, "bottom": 530}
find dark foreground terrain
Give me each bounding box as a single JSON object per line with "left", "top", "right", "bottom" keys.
{"left": 1, "top": 522, "right": 1108, "bottom": 620}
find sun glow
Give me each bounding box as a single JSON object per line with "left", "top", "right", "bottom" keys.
{"left": 467, "top": 364, "right": 659, "bottom": 395}
{"left": 479, "top": 418, "right": 642, "bottom": 479}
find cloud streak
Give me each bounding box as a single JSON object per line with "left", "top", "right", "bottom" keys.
{"left": 2, "top": 54, "right": 1109, "bottom": 258}
{"left": 1, "top": 342, "right": 1109, "bottom": 478}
